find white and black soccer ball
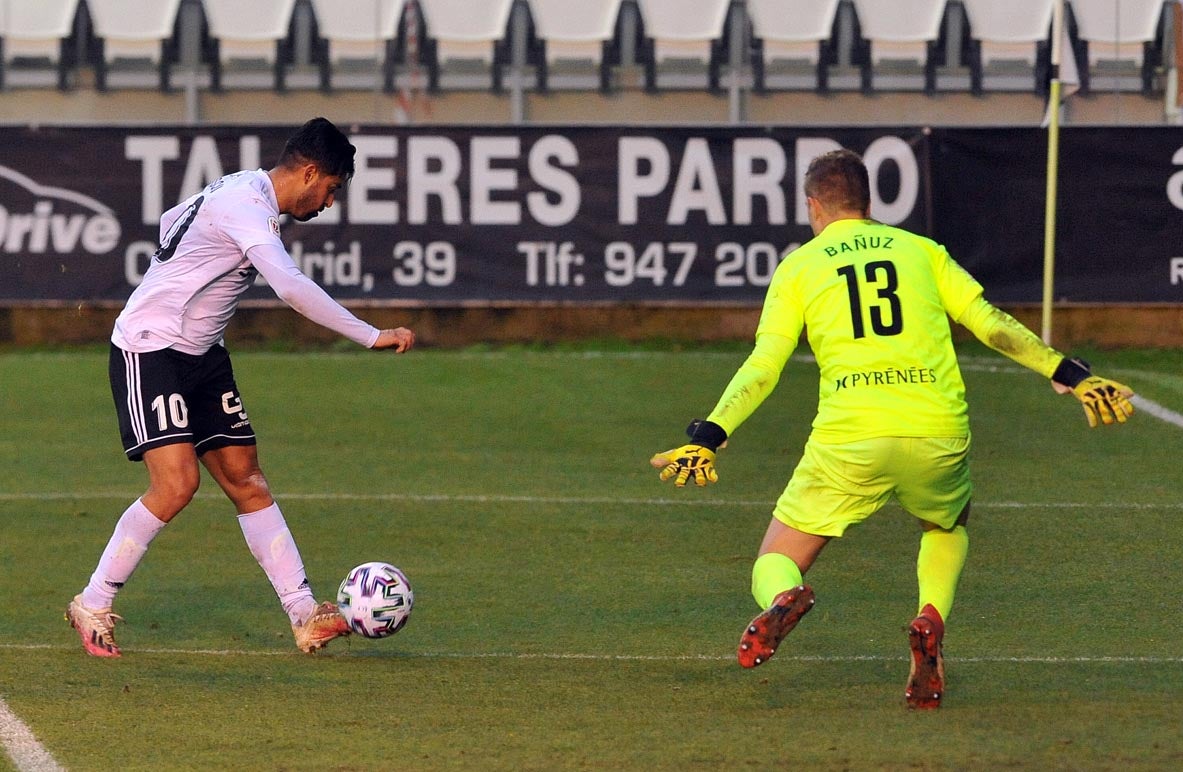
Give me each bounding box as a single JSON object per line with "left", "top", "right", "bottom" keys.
{"left": 336, "top": 561, "right": 414, "bottom": 639}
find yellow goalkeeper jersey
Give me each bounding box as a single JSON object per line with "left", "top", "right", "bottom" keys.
{"left": 756, "top": 218, "right": 983, "bottom": 443}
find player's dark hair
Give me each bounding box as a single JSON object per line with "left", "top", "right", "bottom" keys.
{"left": 277, "top": 117, "right": 356, "bottom": 181}
{"left": 804, "top": 149, "right": 871, "bottom": 214}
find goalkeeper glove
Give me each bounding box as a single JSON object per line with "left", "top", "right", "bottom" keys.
{"left": 650, "top": 420, "right": 728, "bottom": 487}
{"left": 1051, "top": 357, "right": 1135, "bottom": 428}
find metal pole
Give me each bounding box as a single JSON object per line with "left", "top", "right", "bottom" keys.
{"left": 509, "top": 0, "right": 528, "bottom": 125}
{"left": 727, "top": 0, "right": 747, "bottom": 125}
{"left": 1169, "top": 1, "right": 1183, "bottom": 123}
{"left": 1041, "top": 0, "right": 1066, "bottom": 345}
{"left": 180, "top": 0, "right": 202, "bottom": 125}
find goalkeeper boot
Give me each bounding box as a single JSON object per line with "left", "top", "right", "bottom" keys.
{"left": 292, "top": 601, "right": 351, "bottom": 654}
{"left": 905, "top": 604, "right": 945, "bottom": 710}
{"left": 737, "top": 585, "right": 815, "bottom": 668}
{"left": 65, "top": 594, "right": 123, "bottom": 658}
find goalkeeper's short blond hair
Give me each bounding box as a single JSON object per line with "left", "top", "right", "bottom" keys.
{"left": 804, "top": 149, "right": 870, "bottom": 215}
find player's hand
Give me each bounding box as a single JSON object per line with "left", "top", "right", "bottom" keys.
{"left": 1051, "top": 356, "right": 1134, "bottom": 427}
{"left": 650, "top": 419, "right": 728, "bottom": 486}
{"left": 373, "top": 327, "right": 415, "bottom": 353}
{"left": 650, "top": 444, "right": 719, "bottom": 487}
{"left": 1072, "top": 376, "right": 1135, "bottom": 427}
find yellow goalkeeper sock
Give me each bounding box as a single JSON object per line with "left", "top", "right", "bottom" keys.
{"left": 751, "top": 552, "right": 804, "bottom": 610}
{"left": 916, "top": 525, "right": 969, "bottom": 621}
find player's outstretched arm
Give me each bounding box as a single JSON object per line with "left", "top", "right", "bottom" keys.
{"left": 248, "top": 243, "right": 402, "bottom": 349}
{"left": 650, "top": 420, "right": 728, "bottom": 487}
{"left": 649, "top": 333, "right": 794, "bottom": 487}
{"left": 372, "top": 327, "right": 415, "bottom": 353}
{"left": 955, "top": 297, "right": 1135, "bottom": 428}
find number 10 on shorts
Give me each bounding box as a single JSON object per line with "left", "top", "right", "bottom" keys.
{"left": 150, "top": 393, "right": 189, "bottom": 430}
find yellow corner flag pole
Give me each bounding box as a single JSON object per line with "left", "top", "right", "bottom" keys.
{"left": 1041, "top": 0, "right": 1067, "bottom": 345}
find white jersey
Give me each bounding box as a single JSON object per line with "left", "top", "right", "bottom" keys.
{"left": 113, "top": 169, "right": 379, "bottom": 355}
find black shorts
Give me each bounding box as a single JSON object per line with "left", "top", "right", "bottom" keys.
{"left": 109, "top": 343, "right": 256, "bottom": 461}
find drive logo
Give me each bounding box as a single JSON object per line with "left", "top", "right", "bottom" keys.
{"left": 0, "top": 165, "right": 121, "bottom": 255}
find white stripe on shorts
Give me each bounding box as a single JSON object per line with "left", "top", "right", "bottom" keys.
{"left": 123, "top": 349, "right": 147, "bottom": 445}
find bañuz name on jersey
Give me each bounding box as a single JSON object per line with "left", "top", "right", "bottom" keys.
{"left": 822, "top": 234, "right": 894, "bottom": 257}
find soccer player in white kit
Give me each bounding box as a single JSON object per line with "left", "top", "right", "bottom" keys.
{"left": 66, "top": 117, "right": 415, "bottom": 656}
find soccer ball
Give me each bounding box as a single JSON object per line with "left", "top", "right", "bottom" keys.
{"left": 336, "top": 561, "right": 414, "bottom": 638}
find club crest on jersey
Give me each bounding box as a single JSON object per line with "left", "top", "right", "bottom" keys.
{"left": 268, "top": 216, "right": 280, "bottom": 236}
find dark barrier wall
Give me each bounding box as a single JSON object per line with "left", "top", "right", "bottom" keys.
{"left": 1, "top": 125, "right": 1181, "bottom": 305}
{"left": 930, "top": 128, "right": 1183, "bottom": 303}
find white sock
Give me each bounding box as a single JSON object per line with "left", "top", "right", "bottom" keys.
{"left": 81, "top": 499, "right": 168, "bottom": 610}
{"left": 238, "top": 502, "right": 317, "bottom": 626}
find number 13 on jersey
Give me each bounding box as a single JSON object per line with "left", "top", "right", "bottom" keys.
{"left": 837, "top": 260, "right": 903, "bottom": 338}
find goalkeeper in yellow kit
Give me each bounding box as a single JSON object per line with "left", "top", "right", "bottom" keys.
{"left": 651, "top": 149, "right": 1134, "bottom": 710}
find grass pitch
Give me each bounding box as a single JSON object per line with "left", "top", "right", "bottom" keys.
{"left": 1, "top": 343, "right": 1182, "bottom": 770}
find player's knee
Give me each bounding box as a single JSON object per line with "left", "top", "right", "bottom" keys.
{"left": 235, "top": 468, "right": 269, "bottom": 494}
{"left": 150, "top": 470, "right": 200, "bottom": 512}
{"left": 223, "top": 468, "right": 272, "bottom": 506}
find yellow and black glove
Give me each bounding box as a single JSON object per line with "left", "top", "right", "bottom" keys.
{"left": 650, "top": 420, "right": 728, "bottom": 487}
{"left": 1051, "top": 357, "right": 1135, "bottom": 428}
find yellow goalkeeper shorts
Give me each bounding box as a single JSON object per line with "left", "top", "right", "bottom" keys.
{"left": 772, "top": 435, "right": 972, "bottom": 537}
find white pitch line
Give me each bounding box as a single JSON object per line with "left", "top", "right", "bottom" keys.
{"left": 1131, "top": 394, "right": 1183, "bottom": 428}
{"left": 0, "top": 491, "right": 764, "bottom": 506}
{"left": 0, "top": 491, "right": 1180, "bottom": 510}
{"left": 0, "top": 697, "right": 65, "bottom": 772}
{"left": 1, "top": 642, "right": 1180, "bottom": 665}
{"left": 0, "top": 491, "right": 1180, "bottom": 509}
